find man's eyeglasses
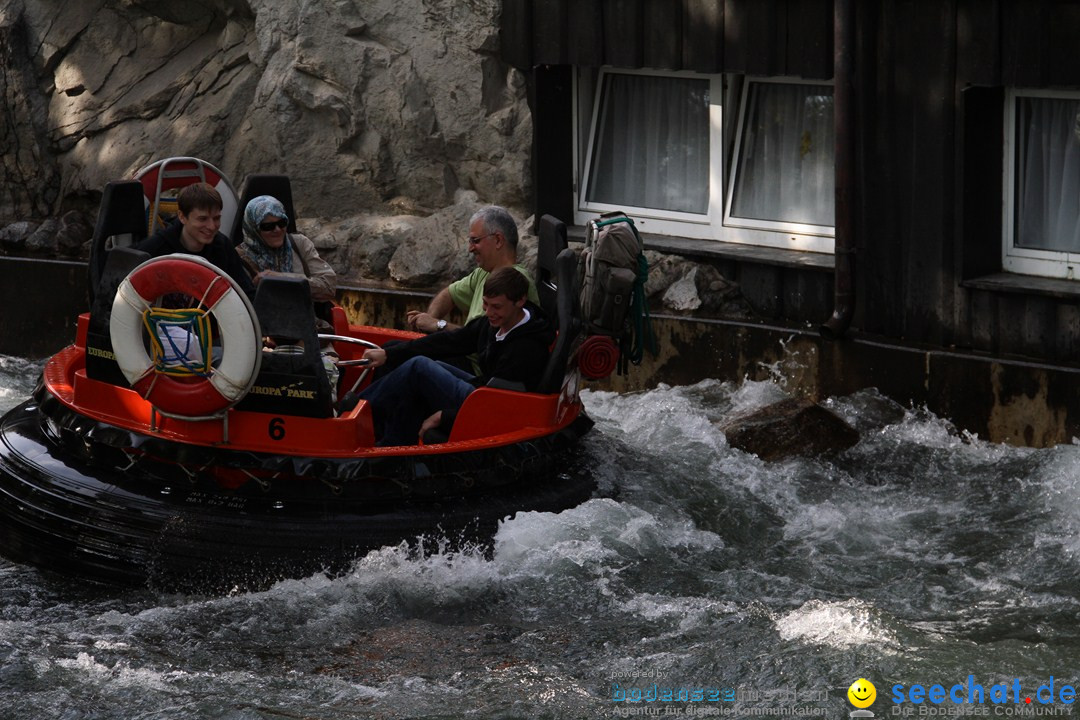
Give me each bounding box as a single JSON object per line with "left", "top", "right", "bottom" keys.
{"left": 468, "top": 232, "right": 495, "bottom": 245}
{"left": 258, "top": 219, "right": 289, "bottom": 232}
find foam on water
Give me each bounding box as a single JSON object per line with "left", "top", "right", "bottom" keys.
{"left": 55, "top": 652, "right": 183, "bottom": 691}
{"left": 774, "top": 598, "right": 900, "bottom": 650}
{"left": 0, "top": 354, "right": 41, "bottom": 413}
{"left": 496, "top": 498, "right": 725, "bottom": 568}
{"left": 5, "top": 354, "right": 1080, "bottom": 716}
{"left": 583, "top": 382, "right": 729, "bottom": 453}
{"left": 1026, "top": 443, "right": 1080, "bottom": 555}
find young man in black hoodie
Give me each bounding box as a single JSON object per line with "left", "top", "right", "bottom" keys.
{"left": 135, "top": 182, "right": 256, "bottom": 300}
{"left": 359, "top": 266, "right": 554, "bottom": 446}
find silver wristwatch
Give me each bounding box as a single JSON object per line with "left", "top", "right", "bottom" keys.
{"left": 436, "top": 319, "right": 447, "bottom": 331}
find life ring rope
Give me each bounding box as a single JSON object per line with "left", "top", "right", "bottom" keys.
{"left": 142, "top": 307, "right": 214, "bottom": 377}
{"left": 198, "top": 275, "right": 228, "bottom": 312}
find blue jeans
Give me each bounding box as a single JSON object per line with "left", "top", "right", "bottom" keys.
{"left": 359, "top": 356, "right": 475, "bottom": 446}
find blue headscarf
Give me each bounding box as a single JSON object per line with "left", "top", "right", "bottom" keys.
{"left": 242, "top": 195, "right": 293, "bottom": 273}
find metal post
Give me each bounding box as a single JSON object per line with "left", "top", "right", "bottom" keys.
{"left": 821, "top": 0, "right": 856, "bottom": 340}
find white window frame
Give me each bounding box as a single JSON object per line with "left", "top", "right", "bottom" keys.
{"left": 572, "top": 68, "right": 835, "bottom": 254}
{"left": 723, "top": 77, "right": 835, "bottom": 252}
{"left": 574, "top": 67, "right": 722, "bottom": 240}
{"left": 1003, "top": 88, "right": 1080, "bottom": 279}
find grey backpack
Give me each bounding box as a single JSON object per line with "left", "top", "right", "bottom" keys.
{"left": 578, "top": 212, "right": 654, "bottom": 366}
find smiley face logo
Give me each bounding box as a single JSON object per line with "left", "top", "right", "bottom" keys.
{"left": 848, "top": 678, "right": 876, "bottom": 708}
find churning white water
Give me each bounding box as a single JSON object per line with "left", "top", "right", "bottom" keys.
{"left": 2, "top": 356, "right": 1079, "bottom": 719}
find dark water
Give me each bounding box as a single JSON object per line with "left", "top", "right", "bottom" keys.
{"left": 2, "top": 353, "right": 1079, "bottom": 719}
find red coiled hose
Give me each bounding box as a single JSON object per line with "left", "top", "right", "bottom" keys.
{"left": 578, "top": 335, "right": 620, "bottom": 379}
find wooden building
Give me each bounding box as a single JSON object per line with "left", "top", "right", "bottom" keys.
{"left": 497, "top": 0, "right": 1080, "bottom": 446}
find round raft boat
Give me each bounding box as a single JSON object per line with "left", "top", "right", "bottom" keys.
{"left": 0, "top": 163, "right": 597, "bottom": 591}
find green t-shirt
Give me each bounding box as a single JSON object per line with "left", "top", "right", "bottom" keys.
{"left": 447, "top": 264, "right": 541, "bottom": 322}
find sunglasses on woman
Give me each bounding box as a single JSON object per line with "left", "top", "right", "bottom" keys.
{"left": 258, "top": 219, "right": 288, "bottom": 232}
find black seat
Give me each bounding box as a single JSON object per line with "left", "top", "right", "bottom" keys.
{"left": 228, "top": 174, "right": 298, "bottom": 244}
{"left": 235, "top": 275, "right": 334, "bottom": 418}
{"left": 87, "top": 181, "right": 149, "bottom": 306}
{"left": 85, "top": 180, "right": 153, "bottom": 386}
{"left": 85, "top": 246, "right": 152, "bottom": 386}
{"left": 536, "top": 247, "right": 583, "bottom": 394}
{"left": 536, "top": 214, "right": 568, "bottom": 319}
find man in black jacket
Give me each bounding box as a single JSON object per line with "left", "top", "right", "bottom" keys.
{"left": 359, "top": 266, "right": 554, "bottom": 446}
{"left": 135, "top": 182, "right": 256, "bottom": 299}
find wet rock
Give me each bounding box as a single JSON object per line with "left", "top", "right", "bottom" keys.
{"left": 0, "top": 221, "right": 39, "bottom": 253}
{"left": 339, "top": 213, "right": 424, "bottom": 281}
{"left": 382, "top": 195, "right": 536, "bottom": 288}
{"left": 645, "top": 252, "right": 693, "bottom": 297}
{"left": 719, "top": 397, "right": 861, "bottom": 461}
{"left": 514, "top": 213, "right": 539, "bottom": 279}
{"left": 55, "top": 210, "right": 93, "bottom": 256}
{"left": 386, "top": 195, "right": 480, "bottom": 287}
{"left": 663, "top": 267, "right": 705, "bottom": 311}
{"left": 24, "top": 218, "right": 61, "bottom": 255}
{"left": 822, "top": 388, "right": 908, "bottom": 433}
{"left": 661, "top": 264, "right": 745, "bottom": 314}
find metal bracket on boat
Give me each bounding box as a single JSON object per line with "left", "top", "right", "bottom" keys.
{"left": 239, "top": 467, "right": 271, "bottom": 492}
{"left": 118, "top": 449, "right": 139, "bottom": 472}
{"left": 320, "top": 477, "right": 343, "bottom": 495}
{"left": 150, "top": 405, "right": 232, "bottom": 444}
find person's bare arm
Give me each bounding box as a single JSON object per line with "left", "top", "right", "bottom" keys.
{"left": 407, "top": 288, "right": 460, "bottom": 332}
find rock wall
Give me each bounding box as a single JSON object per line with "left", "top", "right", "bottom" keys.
{"left": 0, "top": 0, "right": 747, "bottom": 314}
{"left": 0, "top": 0, "right": 530, "bottom": 281}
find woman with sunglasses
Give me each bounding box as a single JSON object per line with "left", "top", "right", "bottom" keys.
{"left": 238, "top": 195, "right": 337, "bottom": 306}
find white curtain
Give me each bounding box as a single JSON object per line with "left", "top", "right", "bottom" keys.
{"left": 730, "top": 83, "right": 834, "bottom": 227}
{"left": 586, "top": 73, "right": 710, "bottom": 214}
{"left": 1015, "top": 97, "right": 1080, "bottom": 252}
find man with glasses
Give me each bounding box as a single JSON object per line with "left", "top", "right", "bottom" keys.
{"left": 406, "top": 205, "right": 539, "bottom": 335}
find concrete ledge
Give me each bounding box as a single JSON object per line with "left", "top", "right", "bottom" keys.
{"left": 566, "top": 225, "right": 836, "bottom": 271}
{"left": 963, "top": 272, "right": 1080, "bottom": 301}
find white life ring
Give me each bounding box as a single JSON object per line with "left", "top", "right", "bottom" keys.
{"left": 134, "top": 157, "right": 239, "bottom": 237}
{"left": 110, "top": 254, "right": 262, "bottom": 418}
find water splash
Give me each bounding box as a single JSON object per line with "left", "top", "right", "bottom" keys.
{"left": 2, "top": 358, "right": 1080, "bottom": 717}
{"left": 775, "top": 598, "right": 900, "bottom": 651}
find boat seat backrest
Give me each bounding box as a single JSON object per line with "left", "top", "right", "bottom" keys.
{"left": 536, "top": 214, "right": 568, "bottom": 319}
{"left": 228, "top": 174, "right": 298, "bottom": 245}
{"left": 85, "top": 246, "right": 151, "bottom": 386}
{"left": 536, "top": 247, "right": 583, "bottom": 395}
{"left": 138, "top": 157, "right": 239, "bottom": 240}
{"left": 87, "top": 181, "right": 149, "bottom": 306}
{"left": 235, "top": 275, "right": 334, "bottom": 418}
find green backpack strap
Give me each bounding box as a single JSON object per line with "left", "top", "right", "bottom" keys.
{"left": 594, "top": 214, "right": 655, "bottom": 367}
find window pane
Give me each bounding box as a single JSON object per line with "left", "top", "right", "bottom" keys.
{"left": 586, "top": 73, "right": 710, "bottom": 214}
{"left": 731, "top": 83, "right": 834, "bottom": 227}
{"left": 1014, "top": 96, "right": 1080, "bottom": 253}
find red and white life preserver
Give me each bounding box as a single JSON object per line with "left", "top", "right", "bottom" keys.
{"left": 134, "top": 157, "right": 239, "bottom": 237}
{"left": 110, "top": 254, "right": 262, "bottom": 418}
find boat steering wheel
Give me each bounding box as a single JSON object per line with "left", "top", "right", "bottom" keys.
{"left": 317, "top": 334, "right": 383, "bottom": 395}
{"left": 317, "top": 333, "right": 381, "bottom": 364}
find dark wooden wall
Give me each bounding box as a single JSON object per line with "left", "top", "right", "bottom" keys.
{"left": 501, "top": 0, "right": 831, "bottom": 77}
{"left": 502, "top": 0, "right": 1080, "bottom": 364}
